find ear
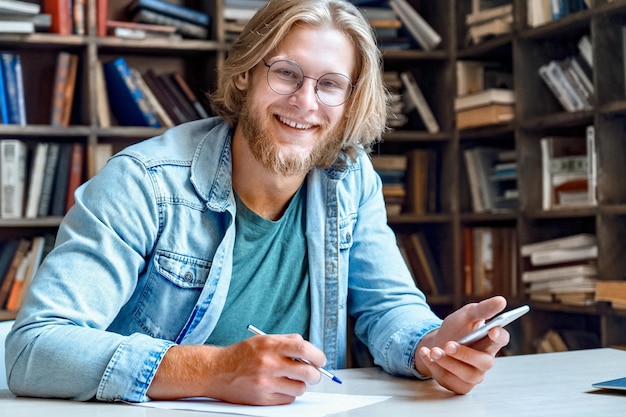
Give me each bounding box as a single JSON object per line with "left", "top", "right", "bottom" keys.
{"left": 235, "top": 71, "right": 249, "bottom": 91}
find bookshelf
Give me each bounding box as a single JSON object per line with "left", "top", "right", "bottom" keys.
{"left": 2, "top": 0, "right": 626, "bottom": 356}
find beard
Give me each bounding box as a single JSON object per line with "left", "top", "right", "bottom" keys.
{"left": 238, "top": 100, "right": 346, "bottom": 177}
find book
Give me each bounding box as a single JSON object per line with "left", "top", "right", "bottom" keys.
{"left": 522, "top": 263, "right": 597, "bottom": 283}
{"left": 50, "top": 52, "right": 78, "bottom": 127}
{"left": 399, "top": 71, "right": 439, "bottom": 134}
{"left": 456, "top": 103, "right": 514, "bottom": 129}
{"left": 94, "top": 59, "right": 111, "bottom": 128}
{"left": 0, "top": 20, "right": 34, "bottom": 33}
{"left": 0, "top": 139, "right": 27, "bottom": 218}
{"left": 521, "top": 233, "right": 597, "bottom": 256}
{"left": 388, "top": 0, "right": 441, "bottom": 51}
{"left": 6, "top": 236, "right": 45, "bottom": 311}
{"left": 73, "top": 0, "right": 85, "bottom": 35}
{"left": 44, "top": 0, "right": 71, "bottom": 35}
{"left": 0, "top": 238, "right": 30, "bottom": 308}
{"left": 454, "top": 88, "right": 515, "bottom": 111}
{"left": 142, "top": 69, "right": 185, "bottom": 124}
{"left": 466, "top": 14, "right": 513, "bottom": 45}
{"left": 456, "top": 60, "right": 485, "bottom": 96}
{"left": 0, "top": 52, "right": 26, "bottom": 125}
{"left": 37, "top": 142, "right": 60, "bottom": 217}
{"left": 539, "top": 59, "right": 589, "bottom": 112}
{"left": 0, "top": 59, "right": 7, "bottom": 123}
{"left": 158, "top": 72, "right": 197, "bottom": 122}
{"left": 132, "top": 69, "right": 174, "bottom": 128}
{"left": 97, "top": 0, "right": 108, "bottom": 37}
{"left": 530, "top": 244, "right": 598, "bottom": 267}
{"left": 49, "top": 142, "right": 73, "bottom": 216}
{"left": 127, "top": 0, "right": 210, "bottom": 27}
{"left": 171, "top": 72, "right": 209, "bottom": 119}
{"left": 131, "top": 8, "right": 208, "bottom": 39}
{"left": 465, "top": 3, "right": 513, "bottom": 25}
{"left": 0, "top": 0, "right": 40, "bottom": 14}
{"left": 24, "top": 142, "right": 50, "bottom": 219}
{"left": 65, "top": 142, "right": 84, "bottom": 212}
{"left": 403, "top": 149, "right": 430, "bottom": 214}
{"left": 102, "top": 57, "right": 161, "bottom": 128}
{"left": 0, "top": 239, "right": 19, "bottom": 305}
{"left": 595, "top": 281, "right": 626, "bottom": 306}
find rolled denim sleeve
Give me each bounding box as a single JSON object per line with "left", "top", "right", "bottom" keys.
{"left": 5, "top": 155, "right": 165, "bottom": 402}
{"left": 347, "top": 154, "right": 443, "bottom": 377}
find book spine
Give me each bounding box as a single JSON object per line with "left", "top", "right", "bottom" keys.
{"left": 132, "top": 9, "right": 207, "bottom": 39}
{"left": 538, "top": 63, "right": 576, "bottom": 112}
{"left": 586, "top": 125, "right": 597, "bottom": 206}
{"left": 61, "top": 54, "right": 79, "bottom": 126}
{"left": 130, "top": 0, "right": 209, "bottom": 26}
{"left": 0, "top": 139, "right": 27, "bottom": 218}
{"left": 1, "top": 53, "right": 25, "bottom": 125}
{"left": 50, "top": 142, "right": 73, "bottom": 216}
{"left": 400, "top": 71, "right": 439, "bottom": 133}
{"left": 65, "top": 142, "right": 84, "bottom": 212}
{"left": 0, "top": 61, "right": 8, "bottom": 123}
{"left": 0, "top": 238, "right": 30, "bottom": 308}
{"left": 50, "top": 52, "right": 70, "bottom": 127}
{"left": 25, "top": 143, "right": 50, "bottom": 219}
{"left": 44, "top": 0, "right": 72, "bottom": 35}
{"left": 73, "top": 0, "right": 85, "bottom": 35}
{"left": 97, "top": 0, "right": 108, "bottom": 37}
{"left": 389, "top": 0, "right": 441, "bottom": 51}
{"left": 37, "top": 143, "right": 60, "bottom": 217}
{"left": 171, "top": 72, "right": 209, "bottom": 119}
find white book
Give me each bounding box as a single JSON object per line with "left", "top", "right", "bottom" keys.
{"left": 0, "top": 0, "right": 40, "bottom": 15}
{"left": 400, "top": 71, "right": 439, "bottom": 134}
{"left": 530, "top": 244, "right": 598, "bottom": 266}
{"left": 538, "top": 60, "right": 584, "bottom": 112}
{"left": 466, "top": 4, "right": 513, "bottom": 26}
{"left": 528, "top": 276, "right": 597, "bottom": 292}
{"left": 522, "top": 263, "right": 597, "bottom": 283}
{"left": 521, "top": 233, "right": 596, "bottom": 256}
{"left": 586, "top": 125, "right": 597, "bottom": 206}
{"left": 389, "top": 0, "right": 441, "bottom": 51}
{"left": 577, "top": 35, "right": 593, "bottom": 69}
{"left": 24, "top": 142, "right": 49, "bottom": 219}
{"left": 454, "top": 88, "right": 515, "bottom": 111}
{"left": 0, "top": 20, "right": 34, "bottom": 33}
{"left": 0, "top": 139, "right": 27, "bottom": 218}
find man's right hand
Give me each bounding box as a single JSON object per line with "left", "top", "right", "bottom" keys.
{"left": 147, "top": 333, "right": 326, "bottom": 405}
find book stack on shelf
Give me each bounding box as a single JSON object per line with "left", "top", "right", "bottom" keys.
{"left": 538, "top": 34, "right": 594, "bottom": 113}
{"left": 223, "top": 0, "right": 267, "bottom": 42}
{"left": 527, "top": 0, "right": 589, "bottom": 28}
{"left": 0, "top": 235, "right": 55, "bottom": 313}
{"left": 462, "top": 226, "right": 517, "bottom": 297}
{"left": 455, "top": 60, "right": 514, "bottom": 129}
{"left": 383, "top": 71, "right": 408, "bottom": 128}
{"left": 404, "top": 148, "right": 440, "bottom": 215}
{"left": 126, "top": 0, "right": 211, "bottom": 39}
{"left": 464, "top": 2, "right": 513, "bottom": 46}
{"left": 540, "top": 128, "right": 596, "bottom": 211}
{"left": 101, "top": 56, "right": 209, "bottom": 128}
{"left": 0, "top": 0, "right": 51, "bottom": 33}
{"left": 106, "top": 19, "right": 181, "bottom": 40}
{"left": 521, "top": 233, "right": 598, "bottom": 306}
{"left": 534, "top": 328, "right": 600, "bottom": 353}
{"left": 354, "top": 1, "right": 410, "bottom": 50}
{"left": 398, "top": 232, "right": 445, "bottom": 296}
{"left": 371, "top": 154, "right": 407, "bottom": 216}
{"left": 595, "top": 281, "right": 626, "bottom": 310}
{"left": 464, "top": 146, "right": 518, "bottom": 213}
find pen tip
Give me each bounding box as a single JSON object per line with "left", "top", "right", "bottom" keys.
{"left": 332, "top": 376, "right": 343, "bottom": 384}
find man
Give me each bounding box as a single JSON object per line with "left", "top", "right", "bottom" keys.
{"left": 6, "top": 0, "right": 509, "bottom": 405}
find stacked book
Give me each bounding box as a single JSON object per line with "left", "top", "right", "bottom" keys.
{"left": 126, "top": 0, "right": 210, "bottom": 39}
{"left": 455, "top": 88, "right": 515, "bottom": 130}
{"left": 371, "top": 154, "right": 407, "bottom": 216}
{"left": 595, "top": 281, "right": 626, "bottom": 310}
{"left": 0, "top": 0, "right": 50, "bottom": 34}
{"left": 521, "top": 233, "right": 598, "bottom": 305}
{"left": 464, "top": 2, "right": 513, "bottom": 46}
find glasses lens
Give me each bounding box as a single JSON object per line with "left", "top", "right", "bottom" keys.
{"left": 267, "top": 60, "right": 303, "bottom": 95}
{"left": 317, "top": 74, "right": 353, "bottom": 106}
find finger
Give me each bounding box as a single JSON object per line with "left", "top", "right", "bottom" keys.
{"left": 470, "top": 296, "right": 507, "bottom": 322}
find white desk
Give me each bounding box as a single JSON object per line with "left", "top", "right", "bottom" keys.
{"left": 1, "top": 348, "right": 624, "bottom": 417}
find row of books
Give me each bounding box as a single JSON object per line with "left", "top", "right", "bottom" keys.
{"left": 539, "top": 35, "right": 594, "bottom": 113}
{"left": 384, "top": 70, "right": 439, "bottom": 133}
{"left": 99, "top": 56, "right": 209, "bottom": 128}
{"left": 527, "top": 0, "right": 590, "bottom": 28}
{"left": 462, "top": 226, "right": 517, "bottom": 297}
{"left": 463, "top": 146, "right": 518, "bottom": 213}
{"left": 350, "top": 0, "right": 441, "bottom": 52}
{"left": 0, "top": 0, "right": 52, "bottom": 34}
{"left": 0, "top": 235, "right": 55, "bottom": 312}
{"left": 0, "top": 140, "right": 84, "bottom": 219}
{"left": 540, "top": 126, "right": 597, "bottom": 211}
{"left": 521, "top": 233, "right": 598, "bottom": 306}
{"left": 397, "top": 232, "right": 445, "bottom": 296}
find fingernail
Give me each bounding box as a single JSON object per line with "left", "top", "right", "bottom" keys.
{"left": 430, "top": 348, "right": 443, "bottom": 360}
{"left": 445, "top": 342, "right": 458, "bottom": 355}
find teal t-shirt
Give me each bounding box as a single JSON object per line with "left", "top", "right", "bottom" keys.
{"left": 205, "top": 183, "right": 310, "bottom": 346}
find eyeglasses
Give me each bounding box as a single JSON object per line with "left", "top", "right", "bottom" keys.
{"left": 263, "top": 59, "right": 355, "bottom": 107}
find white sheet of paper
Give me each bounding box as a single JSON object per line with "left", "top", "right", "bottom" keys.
{"left": 130, "top": 392, "right": 390, "bottom": 417}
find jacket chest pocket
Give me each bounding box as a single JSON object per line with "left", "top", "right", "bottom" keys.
{"left": 339, "top": 214, "right": 356, "bottom": 250}
{"left": 134, "top": 250, "right": 211, "bottom": 340}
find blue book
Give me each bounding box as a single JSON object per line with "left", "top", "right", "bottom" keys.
{"left": 102, "top": 57, "right": 160, "bottom": 128}
{"left": 128, "top": 0, "right": 210, "bottom": 27}
{"left": 0, "top": 53, "right": 26, "bottom": 125}
{"left": 0, "top": 62, "right": 8, "bottom": 124}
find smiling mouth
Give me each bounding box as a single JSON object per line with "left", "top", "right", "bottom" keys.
{"left": 277, "top": 115, "right": 317, "bottom": 130}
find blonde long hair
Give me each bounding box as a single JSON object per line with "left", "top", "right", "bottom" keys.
{"left": 210, "top": 0, "right": 389, "bottom": 159}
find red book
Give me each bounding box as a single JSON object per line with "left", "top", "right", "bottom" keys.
{"left": 97, "top": 0, "right": 109, "bottom": 37}
{"left": 65, "top": 142, "right": 84, "bottom": 212}
{"left": 44, "top": 0, "right": 72, "bottom": 35}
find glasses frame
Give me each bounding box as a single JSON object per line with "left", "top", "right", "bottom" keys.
{"left": 262, "top": 59, "right": 356, "bottom": 107}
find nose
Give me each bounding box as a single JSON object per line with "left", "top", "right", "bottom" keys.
{"left": 289, "top": 76, "right": 320, "bottom": 110}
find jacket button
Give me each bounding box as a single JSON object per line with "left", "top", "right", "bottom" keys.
{"left": 184, "top": 271, "right": 193, "bottom": 282}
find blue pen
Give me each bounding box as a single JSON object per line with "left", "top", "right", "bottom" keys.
{"left": 247, "top": 324, "right": 343, "bottom": 384}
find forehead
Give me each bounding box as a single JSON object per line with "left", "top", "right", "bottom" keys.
{"left": 272, "top": 24, "right": 356, "bottom": 77}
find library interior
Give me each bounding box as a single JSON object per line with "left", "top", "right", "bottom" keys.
{"left": 1, "top": 0, "right": 626, "bottom": 415}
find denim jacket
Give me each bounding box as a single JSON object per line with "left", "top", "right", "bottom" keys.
{"left": 6, "top": 118, "right": 442, "bottom": 402}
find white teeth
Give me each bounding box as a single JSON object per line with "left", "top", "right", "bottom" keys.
{"left": 278, "top": 115, "right": 311, "bottom": 129}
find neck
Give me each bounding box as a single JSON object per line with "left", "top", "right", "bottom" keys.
{"left": 231, "top": 129, "right": 307, "bottom": 221}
